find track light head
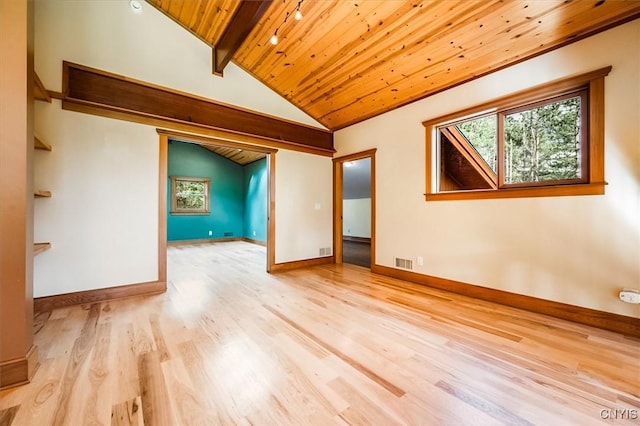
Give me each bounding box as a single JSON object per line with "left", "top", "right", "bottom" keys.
{"left": 269, "top": 0, "right": 304, "bottom": 46}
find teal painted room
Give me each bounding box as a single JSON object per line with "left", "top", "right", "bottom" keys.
{"left": 167, "top": 141, "right": 267, "bottom": 243}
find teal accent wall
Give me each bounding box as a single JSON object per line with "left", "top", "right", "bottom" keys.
{"left": 168, "top": 141, "right": 243, "bottom": 241}
{"left": 243, "top": 158, "right": 267, "bottom": 242}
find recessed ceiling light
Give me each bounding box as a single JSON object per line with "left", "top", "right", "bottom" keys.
{"left": 130, "top": 1, "right": 143, "bottom": 13}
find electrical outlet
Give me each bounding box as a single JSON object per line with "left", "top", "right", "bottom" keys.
{"left": 619, "top": 289, "right": 640, "bottom": 304}
{"left": 417, "top": 256, "right": 424, "bottom": 266}
{"left": 253, "top": 231, "right": 256, "bottom": 236}
{"left": 208, "top": 230, "right": 213, "bottom": 236}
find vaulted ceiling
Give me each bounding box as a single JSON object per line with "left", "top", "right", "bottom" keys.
{"left": 200, "top": 144, "right": 266, "bottom": 165}
{"left": 148, "top": 0, "right": 640, "bottom": 131}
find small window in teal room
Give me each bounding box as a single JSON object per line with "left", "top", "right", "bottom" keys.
{"left": 171, "top": 176, "right": 210, "bottom": 214}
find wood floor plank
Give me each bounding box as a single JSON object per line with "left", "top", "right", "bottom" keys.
{"left": 2, "top": 241, "right": 638, "bottom": 425}
{"left": 137, "top": 351, "right": 174, "bottom": 425}
{"left": 129, "top": 311, "right": 154, "bottom": 357}
{"left": 111, "top": 396, "right": 142, "bottom": 426}
{"left": 51, "top": 303, "right": 100, "bottom": 426}
{"left": 43, "top": 306, "right": 91, "bottom": 359}
{"left": 160, "top": 358, "right": 215, "bottom": 425}
{"left": 436, "top": 380, "right": 535, "bottom": 426}
{"left": 33, "top": 311, "right": 51, "bottom": 335}
{"left": 177, "top": 339, "right": 238, "bottom": 424}
{"left": 236, "top": 318, "right": 341, "bottom": 422}
{"left": 329, "top": 377, "right": 402, "bottom": 426}
{"left": 264, "top": 304, "right": 407, "bottom": 398}
{"left": 0, "top": 405, "right": 19, "bottom": 426}
{"left": 84, "top": 321, "right": 112, "bottom": 424}
{"left": 113, "top": 323, "right": 141, "bottom": 404}
{"left": 149, "top": 314, "right": 170, "bottom": 362}
{"left": 5, "top": 356, "right": 67, "bottom": 425}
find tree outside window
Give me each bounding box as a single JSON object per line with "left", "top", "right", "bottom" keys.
{"left": 423, "top": 67, "right": 609, "bottom": 201}
{"left": 171, "top": 176, "right": 210, "bottom": 214}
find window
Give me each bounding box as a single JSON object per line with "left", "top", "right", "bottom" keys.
{"left": 171, "top": 176, "right": 210, "bottom": 214}
{"left": 423, "top": 67, "right": 610, "bottom": 201}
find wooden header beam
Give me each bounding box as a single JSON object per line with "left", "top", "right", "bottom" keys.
{"left": 60, "top": 61, "right": 333, "bottom": 155}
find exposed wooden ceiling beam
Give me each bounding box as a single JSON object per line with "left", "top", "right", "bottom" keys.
{"left": 212, "top": 0, "right": 273, "bottom": 76}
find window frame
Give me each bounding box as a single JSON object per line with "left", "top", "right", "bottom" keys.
{"left": 498, "top": 90, "right": 589, "bottom": 188}
{"left": 170, "top": 176, "right": 210, "bottom": 215}
{"left": 423, "top": 66, "right": 611, "bottom": 201}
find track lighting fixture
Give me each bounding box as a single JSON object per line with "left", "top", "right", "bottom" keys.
{"left": 269, "top": 0, "right": 304, "bottom": 46}
{"left": 295, "top": 0, "right": 303, "bottom": 20}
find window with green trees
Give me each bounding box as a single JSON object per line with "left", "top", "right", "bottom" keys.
{"left": 171, "top": 176, "right": 210, "bottom": 214}
{"left": 423, "top": 67, "right": 610, "bottom": 201}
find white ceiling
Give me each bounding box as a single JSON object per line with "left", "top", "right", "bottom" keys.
{"left": 343, "top": 157, "right": 371, "bottom": 200}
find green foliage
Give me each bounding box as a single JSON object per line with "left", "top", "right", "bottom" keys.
{"left": 456, "top": 115, "right": 497, "bottom": 172}
{"left": 504, "top": 96, "right": 581, "bottom": 184}
{"left": 176, "top": 180, "right": 206, "bottom": 210}
{"left": 451, "top": 96, "right": 582, "bottom": 185}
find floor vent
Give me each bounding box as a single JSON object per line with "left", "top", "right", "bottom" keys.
{"left": 319, "top": 247, "right": 332, "bottom": 256}
{"left": 395, "top": 257, "right": 413, "bottom": 270}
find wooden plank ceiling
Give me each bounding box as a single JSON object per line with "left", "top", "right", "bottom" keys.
{"left": 147, "top": 0, "right": 242, "bottom": 46}
{"left": 200, "top": 144, "right": 266, "bottom": 165}
{"left": 148, "top": 0, "right": 640, "bottom": 131}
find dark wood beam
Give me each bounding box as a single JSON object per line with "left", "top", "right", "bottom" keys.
{"left": 61, "top": 62, "right": 333, "bottom": 154}
{"left": 212, "top": 0, "right": 273, "bottom": 76}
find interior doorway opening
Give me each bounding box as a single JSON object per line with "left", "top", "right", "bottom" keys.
{"left": 158, "top": 130, "right": 277, "bottom": 274}
{"left": 342, "top": 157, "right": 372, "bottom": 267}
{"left": 333, "top": 149, "right": 376, "bottom": 269}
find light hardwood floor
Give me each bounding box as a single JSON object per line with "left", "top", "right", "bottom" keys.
{"left": 1, "top": 241, "right": 639, "bottom": 425}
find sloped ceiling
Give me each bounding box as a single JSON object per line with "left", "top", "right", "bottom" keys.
{"left": 200, "top": 144, "right": 266, "bottom": 165}
{"left": 148, "top": 0, "right": 242, "bottom": 46}
{"left": 148, "top": 0, "right": 640, "bottom": 131}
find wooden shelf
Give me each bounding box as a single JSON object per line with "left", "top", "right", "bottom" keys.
{"left": 34, "top": 136, "right": 52, "bottom": 151}
{"left": 33, "top": 73, "right": 53, "bottom": 260}
{"left": 34, "top": 242, "right": 51, "bottom": 255}
{"left": 34, "top": 72, "right": 52, "bottom": 103}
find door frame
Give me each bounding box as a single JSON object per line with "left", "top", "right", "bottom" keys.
{"left": 158, "top": 129, "right": 277, "bottom": 274}
{"left": 333, "top": 149, "right": 377, "bottom": 266}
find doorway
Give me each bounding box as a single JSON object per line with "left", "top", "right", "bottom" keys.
{"left": 158, "top": 130, "right": 277, "bottom": 276}
{"left": 333, "top": 149, "right": 376, "bottom": 268}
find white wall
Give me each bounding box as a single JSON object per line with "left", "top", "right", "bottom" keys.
{"left": 335, "top": 20, "right": 640, "bottom": 318}
{"left": 34, "top": 0, "right": 331, "bottom": 296}
{"left": 343, "top": 199, "right": 371, "bottom": 238}
{"left": 34, "top": 108, "right": 159, "bottom": 295}
{"left": 275, "top": 150, "right": 333, "bottom": 262}
{"left": 34, "top": 0, "right": 322, "bottom": 128}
